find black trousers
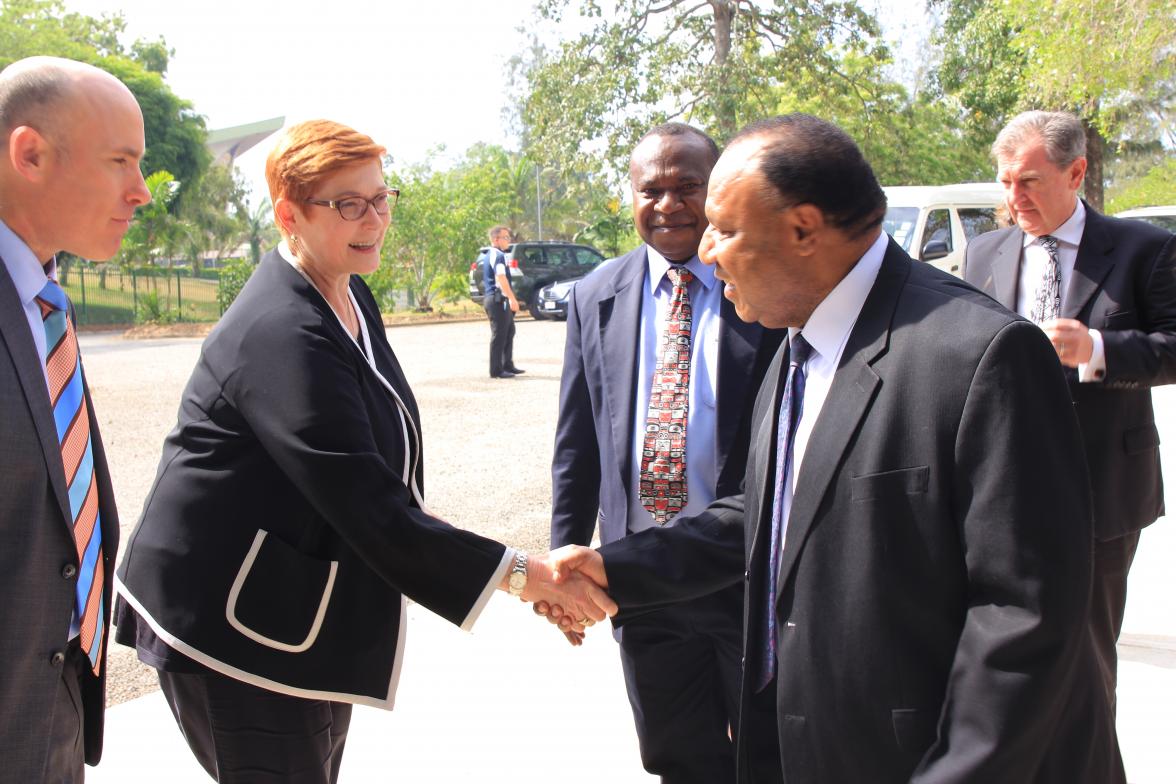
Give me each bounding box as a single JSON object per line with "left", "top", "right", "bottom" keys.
{"left": 1091, "top": 530, "right": 1141, "bottom": 716}
{"left": 617, "top": 586, "right": 745, "bottom": 784}
{"left": 44, "top": 639, "right": 87, "bottom": 783}
{"left": 157, "top": 667, "right": 352, "bottom": 784}
{"left": 484, "top": 297, "right": 515, "bottom": 376}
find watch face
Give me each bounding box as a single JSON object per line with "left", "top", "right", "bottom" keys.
{"left": 509, "top": 571, "right": 526, "bottom": 589}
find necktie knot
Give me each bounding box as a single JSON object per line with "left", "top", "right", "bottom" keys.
{"left": 36, "top": 278, "right": 69, "bottom": 312}
{"left": 666, "top": 265, "right": 694, "bottom": 289}
{"left": 1037, "top": 234, "right": 1059, "bottom": 255}
{"left": 790, "top": 333, "right": 813, "bottom": 368}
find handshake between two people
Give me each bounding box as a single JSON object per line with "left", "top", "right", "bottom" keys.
{"left": 505, "top": 546, "right": 611, "bottom": 647}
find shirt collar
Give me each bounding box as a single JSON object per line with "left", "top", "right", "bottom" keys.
{"left": 1022, "top": 199, "right": 1086, "bottom": 248}
{"left": 0, "top": 217, "right": 55, "bottom": 306}
{"left": 645, "top": 244, "right": 716, "bottom": 295}
{"left": 793, "top": 230, "right": 888, "bottom": 361}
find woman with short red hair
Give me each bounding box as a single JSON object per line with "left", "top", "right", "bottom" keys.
{"left": 113, "top": 120, "right": 613, "bottom": 783}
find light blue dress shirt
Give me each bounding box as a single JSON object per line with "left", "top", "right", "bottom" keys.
{"left": 627, "top": 247, "right": 722, "bottom": 533}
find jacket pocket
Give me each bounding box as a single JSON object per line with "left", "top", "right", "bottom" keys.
{"left": 851, "top": 466, "right": 930, "bottom": 501}
{"left": 891, "top": 707, "right": 936, "bottom": 755}
{"left": 1123, "top": 423, "right": 1160, "bottom": 455}
{"left": 1102, "top": 309, "right": 1135, "bottom": 329}
{"left": 226, "top": 530, "right": 338, "bottom": 653}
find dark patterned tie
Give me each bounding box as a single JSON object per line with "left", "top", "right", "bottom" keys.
{"left": 36, "top": 280, "right": 105, "bottom": 674}
{"left": 1030, "top": 234, "right": 1062, "bottom": 324}
{"left": 639, "top": 266, "right": 694, "bottom": 524}
{"left": 757, "top": 334, "right": 813, "bottom": 692}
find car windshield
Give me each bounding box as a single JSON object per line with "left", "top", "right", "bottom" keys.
{"left": 882, "top": 207, "right": 920, "bottom": 251}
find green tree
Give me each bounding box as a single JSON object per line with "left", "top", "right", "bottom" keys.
{"left": 774, "top": 47, "right": 990, "bottom": 185}
{"left": 240, "top": 197, "right": 278, "bottom": 265}
{"left": 516, "top": 0, "right": 886, "bottom": 180}
{"left": 1, "top": 0, "right": 210, "bottom": 204}
{"left": 177, "top": 163, "right": 250, "bottom": 265}
{"left": 114, "top": 170, "right": 183, "bottom": 267}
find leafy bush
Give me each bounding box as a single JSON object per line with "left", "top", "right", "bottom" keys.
{"left": 135, "top": 290, "right": 178, "bottom": 325}
{"left": 218, "top": 258, "right": 256, "bottom": 314}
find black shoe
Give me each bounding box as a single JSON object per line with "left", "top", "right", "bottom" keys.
{"left": 505, "top": 367, "right": 526, "bottom": 374}
{"left": 492, "top": 371, "right": 517, "bottom": 378}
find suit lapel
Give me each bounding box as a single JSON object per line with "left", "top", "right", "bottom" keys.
{"left": 748, "top": 342, "right": 786, "bottom": 566}
{"left": 598, "top": 249, "right": 647, "bottom": 489}
{"left": 986, "top": 229, "right": 1023, "bottom": 310}
{"left": 1063, "top": 204, "right": 1114, "bottom": 319}
{"left": 715, "top": 293, "right": 763, "bottom": 482}
{"left": 0, "top": 257, "right": 72, "bottom": 530}
{"left": 774, "top": 244, "right": 903, "bottom": 595}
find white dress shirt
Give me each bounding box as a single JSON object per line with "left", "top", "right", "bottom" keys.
{"left": 1015, "top": 200, "right": 1105, "bottom": 382}
{"left": 628, "top": 246, "right": 723, "bottom": 533}
{"left": 780, "top": 231, "right": 887, "bottom": 545}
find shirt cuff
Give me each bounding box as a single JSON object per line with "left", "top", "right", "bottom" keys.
{"left": 1078, "top": 329, "right": 1106, "bottom": 382}
{"left": 458, "top": 547, "right": 516, "bottom": 632}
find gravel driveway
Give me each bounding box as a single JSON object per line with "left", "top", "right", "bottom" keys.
{"left": 83, "top": 317, "right": 572, "bottom": 706}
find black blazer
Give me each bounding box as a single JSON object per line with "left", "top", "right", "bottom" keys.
{"left": 551, "top": 244, "right": 783, "bottom": 549}
{"left": 600, "top": 242, "right": 1120, "bottom": 783}
{"left": 964, "top": 204, "right": 1176, "bottom": 539}
{"left": 0, "top": 257, "right": 119, "bottom": 776}
{"left": 115, "top": 249, "right": 506, "bottom": 707}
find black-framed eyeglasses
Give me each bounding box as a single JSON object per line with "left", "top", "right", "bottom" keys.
{"left": 305, "top": 188, "right": 400, "bottom": 221}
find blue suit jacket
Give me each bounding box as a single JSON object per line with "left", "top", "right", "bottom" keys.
{"left": 551, "top": 244, "right": 783, "bottom": 549}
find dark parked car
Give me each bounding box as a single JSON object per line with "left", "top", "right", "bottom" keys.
{"left": 468, "top": 241, "right": 605, "bottom": 319}
{"left": 535, "top": 257, "right": 618, "bottom": 320}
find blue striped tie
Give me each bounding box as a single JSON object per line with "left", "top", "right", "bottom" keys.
{"left": 36, "top": 280, "right": 105, "bottom": 674}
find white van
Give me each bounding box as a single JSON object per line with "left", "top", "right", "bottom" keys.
{"left": 882, "top": 183, "right": 1005, "bottom": 276}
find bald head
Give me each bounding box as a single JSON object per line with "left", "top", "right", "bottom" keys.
{"left": 0, "top": 57, "right": 136, "bottom": 146}
{"left": 0, "top": 56, "right": 149, "bottom": 262}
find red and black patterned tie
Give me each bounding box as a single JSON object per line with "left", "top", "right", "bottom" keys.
{"left": 639, "top": 266, "right": 693, "bottom": 524}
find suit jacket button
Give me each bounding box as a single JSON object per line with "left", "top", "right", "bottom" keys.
{"left": 50, "top": 651, "right": 66, "bottom": 666}
{"left": 62, "top": 564, "right": 77, "bottom": 579}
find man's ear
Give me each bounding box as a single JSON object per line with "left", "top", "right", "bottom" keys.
{"left": 7, "top": 126, "right": 52, "bottom": 183}
{"left": 1067, "top": 156, "right": 1088, "bottom": 192}
{"left": 790, "top": 203, "right": 825, "bottom": 255}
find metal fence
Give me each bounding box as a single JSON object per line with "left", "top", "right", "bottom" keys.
{"left": 60, "top": 266, "right": 222, "bottom": 327}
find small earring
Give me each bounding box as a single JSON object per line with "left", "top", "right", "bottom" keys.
{"left": 289, "top": 234, "right": 298, "bottom": 247}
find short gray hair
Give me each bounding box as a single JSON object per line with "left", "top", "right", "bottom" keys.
{"left": 992, "top": 111, "right": 1086, "bottom": 167}
{"left": 488, "top": 225, "right": 511, "bottom": 242}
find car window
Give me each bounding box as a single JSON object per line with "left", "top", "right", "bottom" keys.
{"left": 924, "top": 209, "right": 953, "bottom": 252}
{"left": 882, "top": 207, "right": 919, "bottom": 252}
{"left": 574, "top": 248, "right": 602, "bottom": 267}
{"left": 547, "top": 247, "right": 573, "bottom": 267}
{"left": 959, "top": 208, "right": 999, "bottom": 240}
{"left": 521, "top": 247, "right": 545, "bottom": 267}
{"left": 1138, "top": 215, "right": 1176, "bottom": 232}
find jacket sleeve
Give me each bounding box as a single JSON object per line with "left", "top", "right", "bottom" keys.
{"left": 222, "top": 312, "right": 507, "bottom": 629}
{"left": 1099, "top": 231, "right": 1176, "bottom": 388}
{"left": 598, "top": 495, "right": 746, "bottom": 613}
{"left": 550, "top": 281, "right": 604, "bottom": 548}
{"left": 911, "top": 319, "right": 1095, "bottom": 782}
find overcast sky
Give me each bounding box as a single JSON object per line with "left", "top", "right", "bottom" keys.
{"left": 64, "top": 0, "right": 927, "bottom": 204}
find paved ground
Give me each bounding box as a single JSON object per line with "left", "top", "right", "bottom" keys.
{"left": 80, "top": 318, "right": 1175, "bottom": 782}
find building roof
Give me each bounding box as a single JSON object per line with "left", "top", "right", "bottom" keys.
{"left": 206, "top": 117, "right": 285, "bottom": 165}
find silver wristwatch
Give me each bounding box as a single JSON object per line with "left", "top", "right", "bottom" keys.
{"left": 508, "top": 551, "right": 528, "bottom": 597}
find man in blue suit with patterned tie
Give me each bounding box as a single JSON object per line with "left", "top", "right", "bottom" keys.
{"left": 0, "top": 56, "right": 150, "bottom": 781}
{"left": 551, "top": 123, "right": 783, "bottom": 782}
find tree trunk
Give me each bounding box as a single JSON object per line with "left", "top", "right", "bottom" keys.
{"left": 711, "top": 1, "right": 736, "bottom": 140}
{"left": 1083, "top": 120, "right": 1105, "bottom": 212}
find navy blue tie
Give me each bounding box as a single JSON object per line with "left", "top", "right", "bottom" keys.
{"left": 757, "top": 333, "right": 812, "bottom": 691}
